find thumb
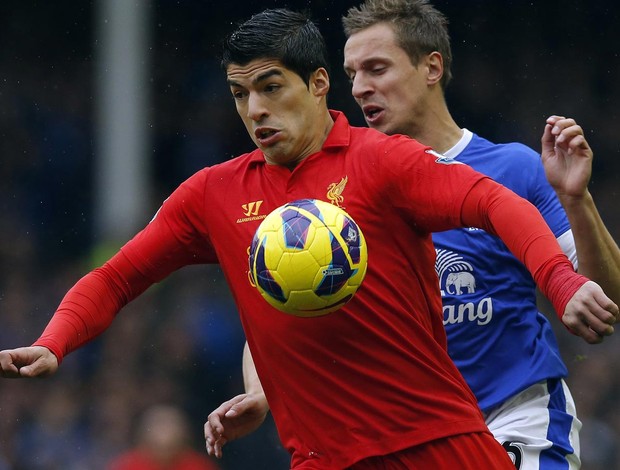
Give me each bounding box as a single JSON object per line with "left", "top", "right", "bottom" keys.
{"left": 226, "top": 400, "right": 250, "bottom": 417}
{"left": 17, "top": 361, "right": 47, "bottom": 377}
{"left": 540, "top": 123, "right": 555, "bottom": 155}
{"left": 224, "top": 408, "right": 238, "bottom": 418}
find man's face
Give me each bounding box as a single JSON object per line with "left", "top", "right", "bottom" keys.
{"left": 227, "top": 58, "right": 328, "bottom": 168}
{"left": 343, "top": 22, "right": 429, "bottom": 137}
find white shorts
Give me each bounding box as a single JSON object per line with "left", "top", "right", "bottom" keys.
{"left": 483, "top": 378, "right": 581, "bottom": 470}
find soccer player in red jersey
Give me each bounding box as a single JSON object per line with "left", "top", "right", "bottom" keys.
{"left": 1, "top": 8, "right": 617, "bottom": 470}
{"left": 205, "top": 2, "right": 620, "bottom": 468}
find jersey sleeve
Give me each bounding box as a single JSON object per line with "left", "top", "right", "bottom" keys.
{"left": 33, "top": 170, "right": 218, "bottom": 363}
{"left": 374, "top": 135, "right": 587, "bottom": 317}
{"left": 527, "top": 148, "right": 571, "bottom": 238}
{"left": 375, "top": 135, "right": 487, "bottom": 232}
{"left": 461, "top": 177, "right": 587, "bottom": 318}
{"left": 121, "top": 170, "right": 218, "bottom": 276}
{"left": 33, "top": 251, "right": 153, "bottom": 363}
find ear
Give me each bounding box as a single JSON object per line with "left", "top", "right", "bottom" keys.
{"left": 426, "top": 52, "right": 444, "bottom": 86}
{"left": 310, "top": 67, "right": 330, "bottom": 97}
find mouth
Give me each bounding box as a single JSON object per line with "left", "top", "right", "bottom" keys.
{"left": 362, "top": 104, "right": 384, "bottom": 124}
{"left": 254, "top": 127, "right": 280, "bottom": 146}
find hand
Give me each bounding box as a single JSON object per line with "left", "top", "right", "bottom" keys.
{"left": 541, "top": 115, "right": 593, "bottom": 201}
{"left": 0, "top": 346, "right": 59, "bottom": 378}
{"left": 561, "top": 281, "right": 619, "bottom": 344}
{"left": 204, "top": 392, "right": 270, "bottom": 458}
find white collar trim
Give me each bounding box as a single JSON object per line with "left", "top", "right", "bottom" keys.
{"left": 443, "top": 128, "right": 473, "bottom": 160}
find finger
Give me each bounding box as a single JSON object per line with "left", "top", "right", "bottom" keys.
{"left": 541, "top": 123, "right": 557, "bottom": 152}
{"left": 204, "top": 421, "right": 216, "bottom": 444}
{"left": 551, "top": 117, "right": 576, "bottom": 134}
{"left": 545, "top": 115, "right": 565, "bottom": 127}
{"left": 585, "top": 317, "right": 614, "bottom": 337}
{"left": 16, "top": 364, "right": 40, "bottom": 378}
{"left": 0, "top": 351, "right": 19, "bottom": 377}
{"left": 598, "top": 302, "right": 619, "bottom": 325}
{"left": 226, "top": 397, "right": 252, "bottom": 416}
{"left": 214, "top": 437, "right": 227, "bottom": 458}
{"left": 573, "top": 301, "right": 616, "bottom": 337}
{"left": 0, "top": 364, "right": 21, "bottom": 378}
{"left": 16, "top": 360, "right": 53, "bottom": 378}
{"left": 584, "top": 327, "right": 606, "bottom": 345}
{"left": 592, "top": 291, "right": 619, "bottom": 323}
{"left": 613, "top": 304, "right": 620, "bottom": 322}
{"left": 555, "top": 124, "right": 584, "bottom": 146}
{"left": 205, "top": 422, "right": 222, "bottom": 457}
{"left": 567, "top": 319, "right": 605, "bottom": 345}
{"left": 565, "top": 134, "right": 590, "bottom": 154}
{"left": 208, "top": 415, "right": 224, "bottom": 436}
{"left": 571, "top": 305, "right": 615, "bottom": 340}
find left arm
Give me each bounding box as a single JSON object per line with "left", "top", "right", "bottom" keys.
{"left": 204, "top": 344, "right": 269, "bottom": 458}
{"left": 461, "top": 176, "right": 618, "bottom": 343}
{"left": 542, "top": 115, "right": 620, "bottom": 305}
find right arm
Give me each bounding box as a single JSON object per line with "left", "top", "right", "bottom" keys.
{"left": 0, "top": 250, "right": 153, "bottom": 378}
{"left": 0, "top": 176, "right": 214, "bottom": 379}
{"left": 542, "top": 115, "right": 620, "bottom": 305}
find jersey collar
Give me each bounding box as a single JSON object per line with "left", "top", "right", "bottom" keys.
{"left": 443, "top": 128, "right": 473, "bottom": 160}
{"left": 322, "top": 110, "right": 351, "bottom": 150}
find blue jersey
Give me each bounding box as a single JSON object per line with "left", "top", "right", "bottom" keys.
{"left": 434, "top": 129, "right": 572, "bottom": 412}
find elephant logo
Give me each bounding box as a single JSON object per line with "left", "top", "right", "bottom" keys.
{"left": 445, "top": 272, "right": 476, "bottom": 295}
{"left": 435, "top": 249, "right": 477, "bottom": 296}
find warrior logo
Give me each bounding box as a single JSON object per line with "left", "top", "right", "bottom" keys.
{"left": 242, "top": 200, "right": 263, "bottom": 217}
{"left": 237, "top": 200, "right": 266, "bottom": 224}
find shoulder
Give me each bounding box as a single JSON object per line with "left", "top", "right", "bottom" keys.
{"left": 180, "top": 150, "right": 262, "bottom": 188}
{"left": 469, "top": 133, "right": 539, "bottom": 162}
{"left": 463, "top": 133, "right": 557, "bottom": 201}
{"left": 163, "top": 150, "right": 259, "bottom": 212}
{"left": 349, "top": 127, "right": 429, "bottom": 159}
{"left": 204, "top": 149, "right": 263, "bottom": 174}
{"left": 462, "top": 133, "right": 543, "bottom": 179}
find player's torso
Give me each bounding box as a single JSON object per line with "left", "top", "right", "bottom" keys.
{"left": 199, "top": 140, "right": 488, "bottom": 467}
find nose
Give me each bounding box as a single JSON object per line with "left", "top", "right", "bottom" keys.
{"left": 247, "top": 92, "right": 268, "bottom": 122}
{"left": 350, "top": 73, "right": 373, "bottom": 99}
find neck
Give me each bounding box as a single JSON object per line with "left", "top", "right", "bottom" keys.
{"left": 408, "top": 95, "right": 462, "bottom": 154}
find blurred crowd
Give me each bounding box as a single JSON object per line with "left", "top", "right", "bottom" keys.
{"left": 0, "top": 1, "right": 619, "bottom": 469}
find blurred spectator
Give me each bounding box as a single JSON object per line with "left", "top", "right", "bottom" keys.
{"left": 13, "top": 381, "right": 93, "bottom": 470}
{"left": 107, "top": 404, "right": 220, "bottom": 470}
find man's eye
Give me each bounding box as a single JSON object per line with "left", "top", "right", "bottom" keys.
{"left": 265, "top": 84, "right": 280, "bottom": 93}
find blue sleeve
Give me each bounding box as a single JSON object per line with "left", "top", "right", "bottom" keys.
{"left": 527, "top": 152, "right": 571, "bottom": 238}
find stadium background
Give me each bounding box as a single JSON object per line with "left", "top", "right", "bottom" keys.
{"left": 0, "top": 1, "right": 618, "bottom": 468}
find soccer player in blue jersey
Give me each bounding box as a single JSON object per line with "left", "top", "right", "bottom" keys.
{"left": 204, "top": 1, "right": 620, "bottom": 468}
